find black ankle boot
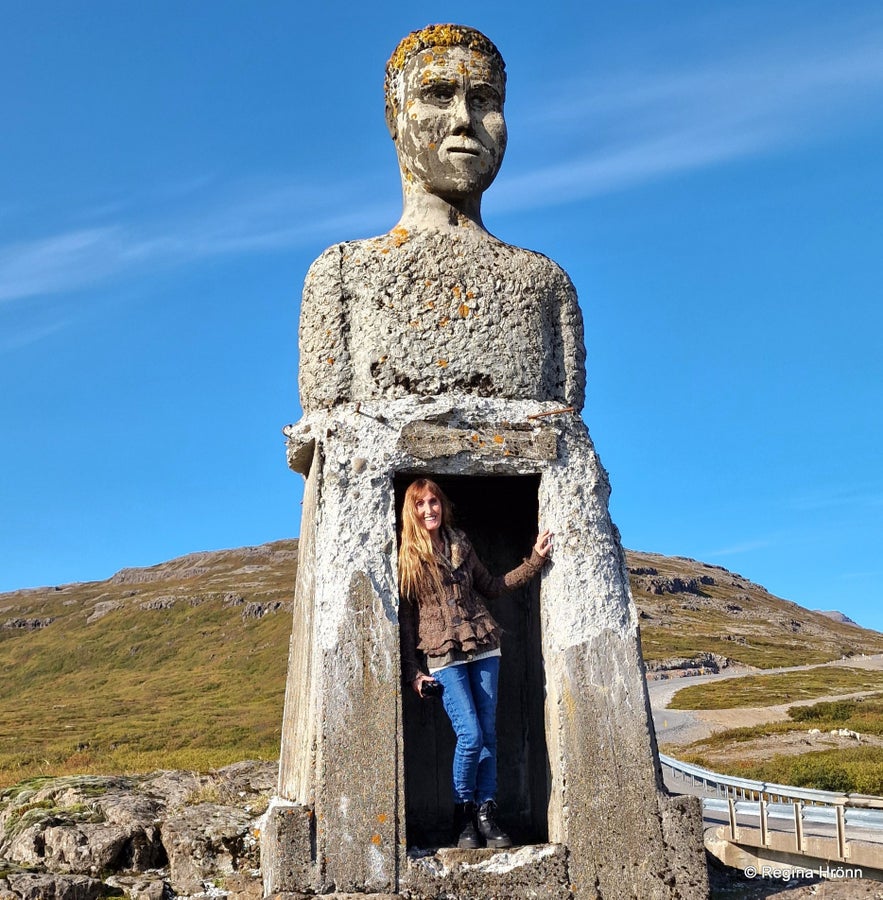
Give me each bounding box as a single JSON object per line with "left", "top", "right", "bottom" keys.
{"left": 453, "top": 801, "right": 481, "bottom": 849}
{"left": 477, "top": 800, "right": 512, "bottom": 849}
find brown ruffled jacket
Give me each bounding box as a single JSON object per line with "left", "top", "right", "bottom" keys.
{"left": 399, "top": 527, "right": 546, "bottom": 684}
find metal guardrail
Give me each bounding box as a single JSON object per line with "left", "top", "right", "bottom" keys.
{"left": 660, "top": 753, "right": 883, "bottom": 862}
{"left": 659, "top": 753, "right": 883, "bottom": 808}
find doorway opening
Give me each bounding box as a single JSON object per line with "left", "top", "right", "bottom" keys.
{"left": 395, "top": 473, "right": 549, "bottom": 849}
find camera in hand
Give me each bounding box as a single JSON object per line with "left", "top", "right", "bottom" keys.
{"left": 421, "top": 680, "right": 442, "bottom": 698}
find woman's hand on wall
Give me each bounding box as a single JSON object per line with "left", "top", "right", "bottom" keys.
{"left": 534, "top": 529, "right": 553, "bottom": 558}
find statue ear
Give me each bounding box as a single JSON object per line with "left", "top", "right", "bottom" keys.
{"left": 385, "top": 101, "right": 398, "bottom": 140}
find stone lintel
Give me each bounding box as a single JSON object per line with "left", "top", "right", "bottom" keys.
{"left": 399, "top": 420, "right": 557, "bottom": 461}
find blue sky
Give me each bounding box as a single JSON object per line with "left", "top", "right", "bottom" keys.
{"left": 2, "top": 2, "right": 882, "bottom": 631}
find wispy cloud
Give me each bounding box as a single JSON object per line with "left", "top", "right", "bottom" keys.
{"left": 0, "top": 317, "right": 71, "bottom": 354}
{"left": 0, "top": 184, "right": 395, "bottom": 309}
{"left": 790, "top": 483, "right": 883, "bottom": 512}
{"left": 703, "top": 539, "right": 774, "bottom": 557}
{"left": 494, "top": 18, "right": 883, "bottom": 212}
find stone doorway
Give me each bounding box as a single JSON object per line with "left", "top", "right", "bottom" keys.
{"left": 395, "top": 473, "right": 549, "bottom": 849}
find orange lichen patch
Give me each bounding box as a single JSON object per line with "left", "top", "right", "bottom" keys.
{"left": 381, "top": 248, "right": 390, "bottom": 254}
{"left": 452, "top": 285, "right": 462, "bottom": 298}
{"left": 377, "top": 814, "right": 388, "bottom": 824}
{"left": 471, "top": 434, "right": 480, "bottom": 442}
{"left": 438, "top": 316, "right": 450, "bottom": 327}
{"left": 504, "top": 449, "right": 512, "bottom": 456}
{"left": 466, "top": 290, "right": 475, "bottom": 299}
{"left": 326, "top": 357, "right": 335, "bottom": 365}
{"left": 371, "top": 833, "right": 382, "bottom": 845}
{"left": 458, "top": 303, "right": 470, "bottom": 318}
{"left": 428, "top": 142, "right": 436, "bottom": 150}
{"left": 409, "top": 319, "right": 421, "bottom": 328}
{"left": 425, "top": 279, "right": 433, "bottom": 287}
{"left": 425, "top": 300, "right": 435, "bottom": 309}
{"left": 390, "top": 226, "right": 410, "bottom": 247}
{"left": 437, "top": 359, "right": 449, "bottom": 368}
{"left": 387, "top": 25, "right": 503, "bottom": 73}
{"left": 493, "top": 435, "right": 504, "bottom": 444}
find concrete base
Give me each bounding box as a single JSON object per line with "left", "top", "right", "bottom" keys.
{"left": 403, "top": 844, "right": 570, "bottom": 899}
{"left": 268, "top": 397, "right": 710, "bottom": 900}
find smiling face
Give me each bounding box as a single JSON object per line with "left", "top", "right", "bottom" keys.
{"left": 414, "top": 487, "right": 443, "bottom": 535}
{"left": 393, "top": 44, "right": 507, "bottom": 201}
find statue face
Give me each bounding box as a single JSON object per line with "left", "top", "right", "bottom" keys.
{"left": 394, "top": 45, "right": 507, "bottom": 200}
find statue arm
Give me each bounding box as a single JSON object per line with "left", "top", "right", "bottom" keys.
{"left": 298, "top": 244, "right": 352, "bottom": 412}
{"left": 556, "top": 268, "right": 586, "bottom": 411}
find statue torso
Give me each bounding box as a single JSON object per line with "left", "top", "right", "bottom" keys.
{"left": 298, "top": 228, "right": 584, "bottom": 411}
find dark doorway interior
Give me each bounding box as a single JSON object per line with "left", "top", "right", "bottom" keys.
{"left": 395, "top": 473, "right": 549, "bottom": 849}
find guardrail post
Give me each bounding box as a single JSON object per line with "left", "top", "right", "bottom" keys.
{"left": 760, "top": 799, "right": 769, "bottom": 847}
{"left": 728, "top": 798, "right": 737, "bottom": 841}
{"left": 793, "top": 802, "right": 803, "bottom": 853}
{"left": 835, "top": 804, "right": 848, "bottom": 860}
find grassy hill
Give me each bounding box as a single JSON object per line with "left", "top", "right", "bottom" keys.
{"left": 2, "top": 540, "right": 883, "bottom": 788}
{"left": 627, "top": 549, "right": 883, "bottom": 668}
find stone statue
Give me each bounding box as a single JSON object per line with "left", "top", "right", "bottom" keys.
{"left": 267, "top": 25, "right": 710, "bottom": 900}
{"left": 298, "top": 24, "right": 585, "bottom": 412}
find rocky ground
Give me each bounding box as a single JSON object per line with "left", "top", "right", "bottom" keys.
{"left": 2, "top": 757, "right": 880, "bottom": 899}
{"left": 0, "top": 761, "right": 275, "bottom": 899}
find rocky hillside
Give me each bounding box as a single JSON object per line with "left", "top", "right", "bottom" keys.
{"left": 2, "top": 540, "right": 883, "bottom": 789}
{"left": 627, "top": 549, "right": 883, "bottom": 670}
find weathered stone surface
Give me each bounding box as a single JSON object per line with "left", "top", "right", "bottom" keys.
{"left": 4, "top": 873, "right": 107, "bottom": 900}
{"left": 260, "top": 801, "right": 315, "bottom": 896}
{"left": 271, "top": 397, "right": 708, "bottom": 898}
{"left": 400, "top": 420, "right": 557, "bottom": 461}
{"left": 299, "top": 232, "right": 585, "bottom": 414}
{"left": 403, "top": 843, "right": 570, "bottom": 899}
{"left": 0, "top": 762, "right": 274, "bottom": 898}
{"left": 103, "top": 873, "right": 166, "bottom": 900}
{"left": 159, "top": 802, "right": 255, "bottom": 895}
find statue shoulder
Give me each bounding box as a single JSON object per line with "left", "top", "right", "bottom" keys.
{"left": 515, "top": 246, "right": 576, "bottom": 293}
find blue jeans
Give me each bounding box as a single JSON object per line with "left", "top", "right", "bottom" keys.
{"left": 432, "top": 656, "right": 500, "bottom": 804}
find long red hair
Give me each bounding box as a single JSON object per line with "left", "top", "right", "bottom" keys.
{"left": 398, "top": 478, "right": 454, "bottom": 600}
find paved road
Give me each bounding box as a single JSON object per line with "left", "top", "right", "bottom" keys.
{"left": 648, "top": 654, "right": 883, "bottom": 745}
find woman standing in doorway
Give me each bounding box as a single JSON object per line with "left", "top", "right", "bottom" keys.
{"left": 398, "top": 478, "right": 552, "bottom": 849}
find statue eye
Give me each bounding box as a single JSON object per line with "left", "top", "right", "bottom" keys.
{"left": 470, "top": 86, "right": 501, "bottom": 111}
{"left": 425, "top": 82, "right": 456, "bottom": 103}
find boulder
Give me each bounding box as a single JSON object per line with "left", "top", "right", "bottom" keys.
{"left": 3, "top": 873, "right": 108, "bottom": 900}
{"left": 159, "top": 803, "right": 256, "bottom": 895}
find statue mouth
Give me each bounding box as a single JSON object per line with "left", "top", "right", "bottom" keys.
{"left": 445, "top": 140, "right": 483, "bottom": 157}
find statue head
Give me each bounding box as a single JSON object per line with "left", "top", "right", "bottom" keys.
{"left": 385, "top": 25, "right": 508, "bottom": 203}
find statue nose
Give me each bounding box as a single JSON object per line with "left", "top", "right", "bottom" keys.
{"left": 450, "top": 94, "right": 472, "bottom": 133}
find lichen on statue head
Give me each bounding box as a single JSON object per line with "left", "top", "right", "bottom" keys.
{"left": 384, "top": 25, "right": 508, "bottom": 217}
{"left": 384, "top": 25, "right": 506, "bottom": 134}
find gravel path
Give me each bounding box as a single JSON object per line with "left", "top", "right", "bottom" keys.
{"left": 649, "top": 654, "right": 883, "bottom": 746}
